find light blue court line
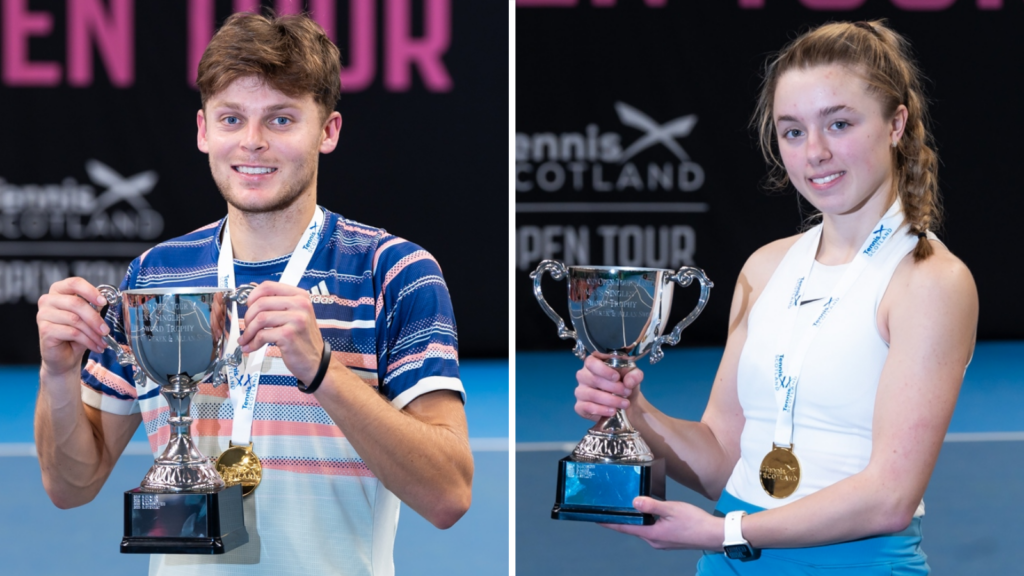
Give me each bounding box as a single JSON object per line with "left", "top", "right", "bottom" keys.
{"left": 516, "top": 341, "right": 1024, "bottom": 444}
{"left": 0, "top": 359, "right": 508, "bottom": 451}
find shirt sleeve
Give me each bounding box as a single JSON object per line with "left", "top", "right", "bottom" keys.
{"left": 81, "top": 261, "right": 142, "bottom": 416}
{"left": 374, "top": 238, "right": 464, "bottom": 409}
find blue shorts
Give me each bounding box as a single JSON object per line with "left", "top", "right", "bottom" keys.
{"left": 697, "top": 491, "right": 929, "bottom": 575}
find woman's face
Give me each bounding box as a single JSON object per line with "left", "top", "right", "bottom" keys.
{"left": 773, "top": 64, "right": 906, "bottom": 216}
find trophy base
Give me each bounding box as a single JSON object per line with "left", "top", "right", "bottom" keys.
{"left": 121, "top": 484, "right": 248, "bottom": 554}
{"left": 551, "top": 455, "right": 665, "bottom": 525}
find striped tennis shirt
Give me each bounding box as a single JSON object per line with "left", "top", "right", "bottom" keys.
{"left": 81, "top": 207, "right": 464, "bottom": 576}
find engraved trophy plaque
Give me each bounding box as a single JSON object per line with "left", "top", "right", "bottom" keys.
{"left": 96, "top": 285, "right": 254, "bottom": 554}
{"left": 531, "top": 261, "right": 712, "bottom": 525}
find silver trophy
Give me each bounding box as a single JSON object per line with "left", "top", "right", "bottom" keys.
{"left": 531, "top": 261, "right": 712, "bottom": 524}
{"left": 95, "top": 285, "right": 254, "bottom": 554}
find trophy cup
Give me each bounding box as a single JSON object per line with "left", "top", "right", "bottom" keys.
{"left": 95, "top": 285, "right": 255, "bottom": 554}
{"left": 531, "top": 261, "right": 713, "bottom": 525}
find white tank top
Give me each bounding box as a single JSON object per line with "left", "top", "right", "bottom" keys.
{"left": 724, "top": 219, "right": 926, "bottom": 515}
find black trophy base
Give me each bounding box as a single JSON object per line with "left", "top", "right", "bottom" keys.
{"left": 552, "top": 455, "right": 665, "bottom": 525}
{"left": 122, "top": 484, "right": 248, "bottom": 554}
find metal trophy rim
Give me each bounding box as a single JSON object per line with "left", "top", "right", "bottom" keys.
{"left": 118, "top": 287, "right": 234, "bottom": 296}
{"left": 563, "top": 265, "right": 675, "bottom": 275}
{"left": 532, "top": 259, "right": 713, "bottom": 465}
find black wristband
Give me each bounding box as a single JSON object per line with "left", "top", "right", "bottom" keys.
{"left": 296, "top": 340, "right": 331, "bottom": 394}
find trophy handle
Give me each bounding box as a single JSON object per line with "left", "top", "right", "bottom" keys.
{"left": 529, "top": 260, "right": 586, "bottom": 360}
{"left": 93, "top": 284, "right": 140, "bottom": 370}
{"left": 210, "top": 283, "right": 259, "bottom": 386}
{"left": 649, "top": 267, "right": 714, "bottom": 364}
{"left": 229, "top": 282, "right": 258, "bottom": 306}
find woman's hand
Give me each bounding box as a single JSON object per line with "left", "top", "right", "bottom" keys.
{"left": 602, "top": 497, "right": 724, "bottom": 551}
{"left": 574, "top": 354, "right": 644, "bottom": 421}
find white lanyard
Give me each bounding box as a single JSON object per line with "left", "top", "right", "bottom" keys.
{"left": 772, "top": 200, "right": 904, "bottom": 448}
{"left": 217, "top": 207, "right": 324, "bottom": 446}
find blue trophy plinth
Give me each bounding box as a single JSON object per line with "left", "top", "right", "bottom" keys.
{"left": 553, "top": 456, "right": 666, "bottom": 525}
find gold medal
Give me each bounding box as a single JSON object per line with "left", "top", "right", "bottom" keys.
{"left": 759, "top": 444, "right": 801, "bottom": 499}
{"left": 216, "top": 442, "right": 263, "bottom": 496}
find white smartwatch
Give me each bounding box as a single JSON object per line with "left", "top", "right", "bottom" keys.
{"left": 723, "top": 510, "right": 758, "bottom": 561}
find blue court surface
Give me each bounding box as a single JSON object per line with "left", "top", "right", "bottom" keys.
{"left": 516, "top": 343, "right": 1024, "bottom": 575}
{"left": 0, "top": 360, "right": 508, "bottom": 576}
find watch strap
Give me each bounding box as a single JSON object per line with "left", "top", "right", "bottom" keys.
{"left": 724, "top": 510, "right": 746, "bottom": 544}
{"left": 296, "top": 340, "right": 332, "bottom": 394}
{"left": 723, "top": 510, "right": 758, "bottom": 561}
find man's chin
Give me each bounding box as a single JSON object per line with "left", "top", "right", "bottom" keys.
{"left": 219, "top": 188, "right": 308, "bottom": 215}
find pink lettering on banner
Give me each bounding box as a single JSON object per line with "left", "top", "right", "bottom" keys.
{"left": 187, "top": 0, "right": 214, "bottom": 85}
{"left": 385, "top": 0, "right": 452, "bottom": 92}
{"left": 68, "top": 0, "right": 134, "bottom": 87}
{"left": 977, "top": 0, "right": 1002, "bottom": 7}
{"left": 2, "top": 0, "right": 61, "bottom": 86}
{"left": 799, "top": 0, "right": 867, "bottom": 9}
{"left": 235, "top": 0, "right": 260, "bottom": 12}
{"left": 340, "top": 0, "right": 375, "bottom": 92}
{"left": 307, "top": 0, "right": 337, "bottom": 40}
{"left": 737, "top": 0, "right": 764, "bottom": 6}
{"left": 187, "top": 0, "right": 380, "bottom": 93}
{"left": 188, "top": 0, "right": 262, "bottom": 86}
{"left": 276, "top": 0, "right": 302, "bottom": 14}
{"left": 890, "top": 0, "right": 955, "bottom": 8}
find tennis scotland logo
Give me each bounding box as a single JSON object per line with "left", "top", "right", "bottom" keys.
{"left": 788, "top": 277, "right": 804, "bottom": 309}
{"left": 515, "top": 102, "right": 705, "bottom": 193}
{"left": 0, "top": 159, "right": 163, "bottom": 241}
{"left": 774, "top": 354, "right": 795, "bottom": 411}
{"left": 863, "top": 224, "right": 892, "bottom": 257}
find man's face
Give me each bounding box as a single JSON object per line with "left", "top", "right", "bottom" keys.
{"left": 197, "top": 76, "right": 341, "bottom": 214}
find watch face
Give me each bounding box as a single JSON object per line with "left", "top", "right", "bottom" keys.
{"left": 724, "top": 544, "right": 753, "bottom": 560}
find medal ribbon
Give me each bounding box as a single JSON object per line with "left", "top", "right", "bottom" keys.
{"left": 218, "top": 207, "right": 324, "bottom": 446}
{"left": 772, "top": 199, "right": 904, "bottom": 448}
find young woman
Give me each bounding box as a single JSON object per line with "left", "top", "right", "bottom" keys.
{"left": 573, "top": 21, "right": 977, "bottom": 574}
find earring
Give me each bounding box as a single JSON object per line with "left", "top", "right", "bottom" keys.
{"left": 891, "top": 140, "right": 898, "bottom": 148}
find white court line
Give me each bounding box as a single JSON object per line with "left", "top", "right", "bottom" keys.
{"left": 515, "top": 432, "right": 1024, "bottom": 452}
{"left": 0, "top": 438, "right": 509, "bottom": 457}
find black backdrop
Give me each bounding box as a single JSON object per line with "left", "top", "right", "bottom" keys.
{"left": 0, "top": 0, "right": 506, "bottom": 363}
{"left": 516, "top": 0, "right": 1023, "bottom": 351}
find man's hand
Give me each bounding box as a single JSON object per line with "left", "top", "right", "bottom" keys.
{"left": 37, "top": 277, "right": 110, "bottom": 377}
{"left": 238, "top": 281, "right": 323, "bottom": 383}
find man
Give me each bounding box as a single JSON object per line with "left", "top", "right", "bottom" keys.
{"left": 34, "top": 12, "right": 472, "bottom": 576}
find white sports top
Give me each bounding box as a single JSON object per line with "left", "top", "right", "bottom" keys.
{"left": 724, "top": 217, "right": 927, "bottom": 516}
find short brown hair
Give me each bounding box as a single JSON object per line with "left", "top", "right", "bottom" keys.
{"left": 753, "top": 20, "right": 940, "bottom": 261}
{"left": 197, "top": 12, "right": 341, "bottom": 122}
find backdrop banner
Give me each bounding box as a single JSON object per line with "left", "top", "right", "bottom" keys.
{"left": 1, "top": 0, "right": 506, "bottom": 362}
{"left": 516, "top": 0, "right": 1022, "bottom": 351}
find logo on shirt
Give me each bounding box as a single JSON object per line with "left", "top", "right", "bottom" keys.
{"left": 862, "top": 224, "right": 892, "bottom": 257}
{"left": 812, "top": 297, "right": 838, "bottom": 327}
{"left": 308, "top": 280, "right": 330, "bottom": 298}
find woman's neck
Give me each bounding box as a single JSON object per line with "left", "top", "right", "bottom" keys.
{"left": 225, "top": 199, "right": 318, "bottom": 263}
{"left": 815, "top": 188, "right": 896, "bottom": 266}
